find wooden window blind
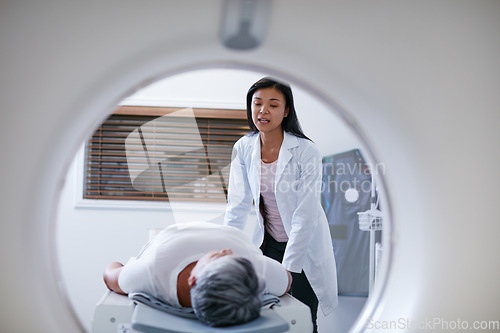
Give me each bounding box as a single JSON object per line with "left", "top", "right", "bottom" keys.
{"left": 84, "top": 106, "right": 250, "bottom": 202}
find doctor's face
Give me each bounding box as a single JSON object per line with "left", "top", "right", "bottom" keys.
{"left": 251, "top": 87, "right": 289, "bottom": 135}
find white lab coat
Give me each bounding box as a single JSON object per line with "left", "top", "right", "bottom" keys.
{"left": 224, "top": 131, "right": 338, "bottom": 315}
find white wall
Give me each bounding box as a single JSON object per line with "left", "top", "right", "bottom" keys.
{"left": 56, "top": 68, "right": 363, "bottom": 331}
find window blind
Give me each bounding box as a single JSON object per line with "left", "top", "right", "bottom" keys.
{"left": 84, "top": 106, "right": 249, "bottom": 202}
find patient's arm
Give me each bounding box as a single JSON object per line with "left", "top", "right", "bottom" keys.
{"left": 285, "top": 270, "right": 293, "bottom": 294}
{"left": 103, "top": 262, "right": 126, "bottom": 295}
{"left": 262, "top": 257, "right": 293, "bottom": 296}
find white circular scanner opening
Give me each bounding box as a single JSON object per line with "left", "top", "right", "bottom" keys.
{"left": 56, "top": 66, "right": 392, "bottom": 333}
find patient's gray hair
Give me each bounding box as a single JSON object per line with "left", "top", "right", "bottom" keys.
{"left": 190, "top": 256, "right": 265, "bottom": 327}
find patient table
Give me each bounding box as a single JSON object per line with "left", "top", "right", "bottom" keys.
{"left": 92, "top": 291, "right": 312, "bottom": 333}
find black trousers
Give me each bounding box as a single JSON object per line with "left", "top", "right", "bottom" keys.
{"left": 261, "top": 232, "right": 319, "bottom": 333}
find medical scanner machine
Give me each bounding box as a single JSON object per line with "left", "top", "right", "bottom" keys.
{"left": 92, "top": 291, "right": 312, "bottom": 333}
{"left": 1, "top": 1, "right": 499, "bottom": 332}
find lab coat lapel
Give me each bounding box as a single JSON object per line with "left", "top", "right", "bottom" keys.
{"left": 275, "top": 132, "right": 299, "bottom": 186}
{"left": 249, "top": 133, "right": 261, "bottom": 199}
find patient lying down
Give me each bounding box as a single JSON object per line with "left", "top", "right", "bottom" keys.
{"left": 103, "top": 222, "right": 292, "bottom": 327}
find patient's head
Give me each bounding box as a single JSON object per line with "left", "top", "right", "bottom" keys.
{"left": 190, "top": 256, "right": 265, "bottom": 327}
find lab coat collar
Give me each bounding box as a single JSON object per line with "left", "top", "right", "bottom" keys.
{"left": 281, "top": 131, "right": 300, "bottom": 150}
{"left": 249, "top": 131, "right": 299, "bottom": 149}
{"left": 250, "top": 131, "right": 299, "bottom": 185}
{"left": 276, "top": 132, "right": 299, "bottom": 183}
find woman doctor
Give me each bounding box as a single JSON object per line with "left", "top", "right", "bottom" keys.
{"left": 224, "top": 77, "right": 338, "bottom": 332}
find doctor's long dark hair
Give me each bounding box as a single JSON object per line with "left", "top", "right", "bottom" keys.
{"left": 246, "top": 77, "right": 311, "bottom": 141}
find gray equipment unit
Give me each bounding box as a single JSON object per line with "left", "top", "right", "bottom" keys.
{"left": 322, "top": 149, "right": 381, "bottom": 296}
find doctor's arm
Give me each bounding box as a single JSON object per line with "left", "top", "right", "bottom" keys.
{"left": 103, "top": 262, "right": 126, "bottom": 295}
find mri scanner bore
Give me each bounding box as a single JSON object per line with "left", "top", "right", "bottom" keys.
{"left": 3, "top": 2, "right": 499, "bottom": 333}
{"left": 59, "top": 69, "right": 381, "bottom": 332}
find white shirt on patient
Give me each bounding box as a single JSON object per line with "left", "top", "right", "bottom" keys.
{"left": 119, "top": 222, "right": 289, "bottom": 307}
